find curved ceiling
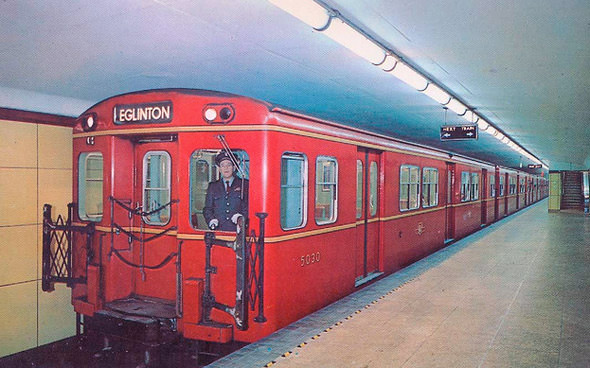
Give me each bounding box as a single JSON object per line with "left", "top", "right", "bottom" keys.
{"left": 1, "top": 0, "right": 589, "bottom": 171}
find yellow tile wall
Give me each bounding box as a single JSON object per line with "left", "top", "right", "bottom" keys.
{"left": 0, "top": 120, "right": 74, "bottom": 358}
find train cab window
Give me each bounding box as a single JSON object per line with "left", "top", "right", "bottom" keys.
{"left": 499, "top": 175, "right": 505, "bottom": 196}
{"left": 490, "top": 175, "right": 496, "bottom": 197}
{"left": 78, "top": 152, "right": 103, "bottom": 222}
{"left": 369, "top": 161, "right": 378, "bottom": 216}
{"left": 422, "top": 168, "right": 439, "bottom": 208}
{"left": 189, "top": 149, "right": 249, "bottom": 230}
{"left": 471, "top": 173, "right": 479, "bottom": 200}
{"left": 461, "top": 171, "right": 471, "bottom": 202}
{"left": 315, "top": 156, "right": 338, "bottom": 224}
{"left": 356, "top": 160, "right": 363, "bottom": 219}
{"left": 143, "top": 151, "right": 171, "bottom": 225}
{"left": 400, "top": 165, "right": 420, "bottom": 211}
{"left": 281, "top": 152, "right": 308, "bottom": 230}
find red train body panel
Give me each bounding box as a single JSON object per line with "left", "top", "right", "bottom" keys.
{"left": 48, "top": 89, "right": 547, "bottom": 346}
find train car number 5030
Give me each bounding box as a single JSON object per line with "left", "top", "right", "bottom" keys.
{"left": 301, "top": 252, "right": 321, "bottom": 267}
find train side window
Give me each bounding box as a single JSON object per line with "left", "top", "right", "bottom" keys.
{"left": 422, "top": 168, "right": 439, "bottom": 208}
{"left": 490, "top": 175, "right": 496, "bottom": 197}
{"left": 509, "top": 176, "right": 516, "bottom": 195}
{"left": 369, "top": 161, "right": 378, "bottom": 216}
{"left": 400, "top": 165, "right": 420, "bottom": 211}
{"left": 499, "top": 175, "right": 505, "bottom": 196}
{"left": 143, "top": 151, "right": 171, "bottom": 225}
{"left": 315, "top": 156, "right": 338, "bottom": 224}
{"left": 356, "top": 160, "right": 363, "bottom": 219}
{"left": 471, "top": 173, "right": 479, "bottom": 200}
{"left": 461, "top": 171, "right": 471, "bottom": 202}
{"left": 78, "top": 152, "right": 103, "bottom": 222}
{"left": 189, "top": 149, "right": 249, "bottom": 230}
{"left": 281, "top": 152, "right": 308, "bottom": 230}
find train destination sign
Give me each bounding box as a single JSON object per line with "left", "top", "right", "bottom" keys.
{"left": 528, "top": 164, "right": 542, "bottom": 169}
{"left": 440, "top": 124, "right": 478, "bottom": 141}
{"left": 114, "top": 101, "right": 173, "bottom": 125}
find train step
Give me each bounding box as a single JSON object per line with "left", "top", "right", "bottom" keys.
{"left": 84, "top": 295, "right": 179, "bottom": 346}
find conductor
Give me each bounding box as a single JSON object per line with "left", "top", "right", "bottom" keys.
{"left": 203, "top": 151, "right": 248, "bottom": 231}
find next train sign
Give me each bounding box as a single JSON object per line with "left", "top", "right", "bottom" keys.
{"left": 440, "top": 124, "right": 478, "bottom": 141}
{"left": 114, "top": 101, "right": 173, "bottom": 125}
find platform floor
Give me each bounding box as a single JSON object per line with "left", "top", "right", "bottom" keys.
{"left": 209, "top": 199, "right": 590, "bottom": 368}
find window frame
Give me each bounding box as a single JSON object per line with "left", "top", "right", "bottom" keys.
{"left": 461, "top": 171, "right": 471, "bottom": 202}
{"left": 78, "top": 152, "right": 104, "bottom": 222}
{"left": 471, "top": 172, "right": 480, "bottom": 200}
{"left": 422, "top": 167, "right": 439, "bottom": 208}
{"left": 400, "top": 164, "right": 420, "bottom": 211}
{"left": 280, "top": 152, "right": 308, "bottom": 230}
{"left": 369, "top": 161, "right": 378, "bottom": 217}
{"left": 143, "top": 150, "right": 172, "bottom": 226}
{"left": 315, "top": 156, "right": 338, "bottom": 225}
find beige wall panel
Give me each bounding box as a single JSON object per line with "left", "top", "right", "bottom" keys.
{"left": 0, "top": 225, "right": 37, "bottom": 286}
{"left": 37, "top": 282, "right": 75, "bottom": 346}
{"left": 38, "top": 125, "right": 72, "bottom": 170}
{"left": 37, "top": 168, "right": 72, "bottom": 224}
{"left": 0, "top": 167, "right": 37, "bottom": 226}
{"left": 0, "top": 282, "right": 37, "bottom": 358}
{"left": 0, "top": 120, "right": 37, "bottom": 169}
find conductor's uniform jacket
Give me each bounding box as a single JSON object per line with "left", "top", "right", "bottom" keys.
{"left": 203, "top": 176, "right": 248, "bottom": 231}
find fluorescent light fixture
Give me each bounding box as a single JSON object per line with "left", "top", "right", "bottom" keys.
{"left": 477, "top": 118, "right": 489, "bottom": 131}
{"left": 501, "top": 136, "right": 509, "bottom": 143}
{"left": 446, "top": 99, "right": 467, "bottom": 115}
{"left": 380, "top": 55, "right": 397, "bottom": 71}
{"left": 494, "top": 132, "right": 504, "bottom": 140}
{"left": 461, "top": 110, "right": 478, "bottom": 123}
{"left": 422, "top": 83, "right": 451, "bottom": 104}
{"left": 268, "top": 0, "right": 330, "bottom": 29}
{"left": 388, "top": 62, "right": 428, "bottom": 90}
{"left": 322, "top": 18, "right": 386, "bottom": 64}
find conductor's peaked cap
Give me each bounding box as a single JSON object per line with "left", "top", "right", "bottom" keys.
{"left": 215, "top": 151, "right": 233, "bottom": 166}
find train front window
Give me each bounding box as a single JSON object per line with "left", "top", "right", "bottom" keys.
{"left": 143, "top": 151, "right": 171, "bottom": 225}
{"left": 315, "top": 156, "right": 338, "bottom": 225}
{"left": 280, "top": 152, "right": 308, "bottom": 230}
{"left": 190, "top": 149, "right": 249, "bottom": 230}
{"left": 78, "top": 152, "right": 103, "bottom": 221}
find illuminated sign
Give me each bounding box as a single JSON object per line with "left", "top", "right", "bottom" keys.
{"left": 113, "top": 101, "right": 173, "bottom": 125}
{"left": 528, "top": 164, "right": 542, "bottom": 169}
{"left": 440, "top": 124, "right": 478, "bottom": 141}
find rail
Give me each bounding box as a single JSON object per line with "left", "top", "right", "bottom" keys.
{"left": 42, "top": 203, "right": 94, "bottom": 292}
{"left": 202, "top": 213, "right": 267, "bottom": 330}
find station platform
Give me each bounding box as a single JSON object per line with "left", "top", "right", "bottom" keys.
{"left": 208, "top": 199, "right": 590, "bottom": 368}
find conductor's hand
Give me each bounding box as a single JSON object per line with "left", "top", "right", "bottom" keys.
{"left": 208, "top": 219, "right": 219, "bottom": 230}
{"left": 231, "top": 214, "right": 242, "bottom": 224}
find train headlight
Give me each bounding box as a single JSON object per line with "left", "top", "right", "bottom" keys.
{"left": 204, "top": 108, "right": 217, "bottom": 121}
{"left": 80, "top": 113, "right": 98, "bottom": 132}
{"left": 202, "top": 104, "right": 235, "bottom": 124}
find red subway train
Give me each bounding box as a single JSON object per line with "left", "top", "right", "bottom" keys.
{"left": 42, "top": 88, "right": 548, "bottom": 351}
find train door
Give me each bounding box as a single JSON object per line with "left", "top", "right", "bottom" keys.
{"left": 445, "top": 162, "right": 455, "bottom": 242}
{"left": 131, "top": 139, "right": 178, "bottom": 300}
{"left": 355, "top": 149, "right": 381, "bottom": 285}
{"left": 481, "top": 169, "right": 488, "bottom": 225}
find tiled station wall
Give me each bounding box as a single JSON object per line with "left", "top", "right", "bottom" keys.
{"left": 0, "top": 120, "right": 75, "bottom": 357}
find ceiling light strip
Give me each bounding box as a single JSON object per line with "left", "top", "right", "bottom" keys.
{"left": 268, "top": 0, "right": 547, "bottom": 169}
